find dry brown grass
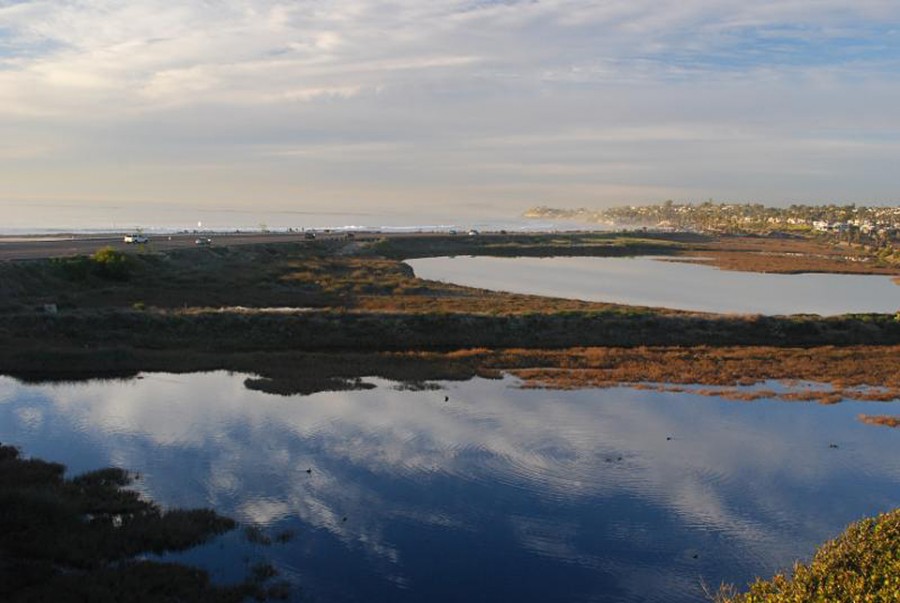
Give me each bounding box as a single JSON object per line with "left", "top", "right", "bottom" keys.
{"left": 480, "top": 346, "right": 900, "bottom": 403}
{"left": 673, "top": 236, "right": 900, "bottom": 275}
{"left": 858, "top": 414, "right": 900, "bottom": 428}
{"left": 352, "top": 292, "right": 648, "bottom": 315}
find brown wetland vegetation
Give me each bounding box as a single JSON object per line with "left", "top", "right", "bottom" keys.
{"left": 680, "top": 235, "right": 900, "bottom": 275}
{"left": 0, "top": 232, "right": 897, "bottom": 394}
{"left": 858, "top": 414, "right": 900, "bottom": 428}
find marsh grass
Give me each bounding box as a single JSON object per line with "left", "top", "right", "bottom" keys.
{"left": 3, "top": 345, "right": 896, "bottom": 402}
{"left": 0, "top": 235, "right": 898, "bottom": 397}
{"left": 498, "top": 346, "right": 900, "bottom": 391}
{"left": 371, "top": 232, "right": 697, "bottom": 260}
{"left": 684, "top": 235, "right": 900, "bottom": 275}
{"left": 858, "top": 414, "right": 900, "bottom": 428}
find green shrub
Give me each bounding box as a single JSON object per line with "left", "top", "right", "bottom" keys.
{"left": 52, "top": 249, "right": 133, "bottom": 282}
{"left": 719, "top": 508, "right": 900, "bottom": 602}
{"left": 90, "top": 247, "right": 132, "bottom": 281}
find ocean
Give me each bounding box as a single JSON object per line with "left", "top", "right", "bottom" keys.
{"left": 0, "top": 200, "right": 608, "bottom": 235}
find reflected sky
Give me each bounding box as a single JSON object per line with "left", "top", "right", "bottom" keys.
{"left": 407, "top": 256, "right": 900, "bottom": 315}
{"left": 1, "top": 372, "right": 899, "bottom": 602}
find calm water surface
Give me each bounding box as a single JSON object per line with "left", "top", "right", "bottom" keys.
{"left": 1, "top": 372, "right": 899, "bottom": 602}
{"left": 407, "top": 256, "right": 900, "bottom": 315}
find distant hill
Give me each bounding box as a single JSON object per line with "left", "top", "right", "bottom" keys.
{"left": 524, "top": 202, "right": 900, "bottom": 240}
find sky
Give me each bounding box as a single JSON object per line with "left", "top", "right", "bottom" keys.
{"left": 2, "top": 1, "right": 900, "bottom": 229}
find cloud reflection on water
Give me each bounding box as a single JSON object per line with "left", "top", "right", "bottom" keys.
{"left": 1, "top": 372, "right": 899, "bottom": 601}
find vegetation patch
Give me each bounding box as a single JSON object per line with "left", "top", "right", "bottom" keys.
{"left": 0, "top": 443, "right": 287, "bottom": 601}
{"left": 370, "top": 231, "right": 699, "bottom": 260}
{"left": 497, "top": 345, "right": 900, "bottom": 394}
{"left": 716, "top": 508, "right": 900, "bottom": 603}
{"left": 2, "top": 346, "right": 897, "bottom": 405}
{"left": 51, "top": 246, "right": 134, "bottom": 282}
{"left": 858, "top": 414, "right": 900, "bottom": 428}
{"left": 676, "top": 236, "right": 899, "bottom": 275}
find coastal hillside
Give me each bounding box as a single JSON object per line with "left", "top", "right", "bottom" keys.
{"left": 525, "top": 202, "right": 900, "bottom": 265}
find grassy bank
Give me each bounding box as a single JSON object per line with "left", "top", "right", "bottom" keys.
{"left": 717, "top": 509, "right": 900, "bottom": 602}
{"left": 1, "top": 309, "right": 898, "bottom": 362}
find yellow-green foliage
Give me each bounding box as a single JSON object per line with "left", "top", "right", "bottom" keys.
{"left": 90, "top": 246, "right": 132, "bottom": 280}
{"left": 52, "top": 247, "right": 133, "bottom": 282}
{"left": 720, "top": 509, "right": 900, "bottom": 602}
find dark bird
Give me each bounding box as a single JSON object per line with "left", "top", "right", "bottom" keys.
{"left": 444, "top": 395, "right": 449, "bottom": 402}
{"left": 306, "top": 468, "right": 312, "bottom": 474}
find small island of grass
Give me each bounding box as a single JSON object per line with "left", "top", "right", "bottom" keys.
{"left": 0, "top": 442, "right": 286, "bottom": 601}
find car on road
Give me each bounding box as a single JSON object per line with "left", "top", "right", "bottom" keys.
{"left": 124, "top": 234, "right": 149, "bottom": 244}
{"left": 195, "top": 237, "right": 212, "bottom": 246}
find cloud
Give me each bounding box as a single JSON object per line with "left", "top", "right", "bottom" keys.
{"left": 2, "top": 1, "right": 900, "bottom": 221}
{"left": 2, "top": 1, "right": 896, "bottom": 113}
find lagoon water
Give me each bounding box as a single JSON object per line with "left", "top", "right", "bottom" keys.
{"left": 2, "top": 372, "right": 900, "bottom": 602}
{"left": 408, "top": 256, "right": 900, "bottom": 315}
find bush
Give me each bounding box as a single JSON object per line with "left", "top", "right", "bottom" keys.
{"left": 719, "top": 508, "right": 900, "bottom": 602}
{"left": 90, "top": 247, "right": 132, "bottom": 281}
{"left": 52, "top": 249, "right": 134, "bottom": 282}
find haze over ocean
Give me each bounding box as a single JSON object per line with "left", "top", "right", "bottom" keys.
{"left": 0, "top": 199, "right": 601, "bottom": 235}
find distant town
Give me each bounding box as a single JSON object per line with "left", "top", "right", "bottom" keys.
{"left": 526, "top": 202, "right": 900, "bottom": 264}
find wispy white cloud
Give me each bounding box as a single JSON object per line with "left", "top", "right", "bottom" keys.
{"left": 1, "top": 1, "right": 900, "bottom": 224}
